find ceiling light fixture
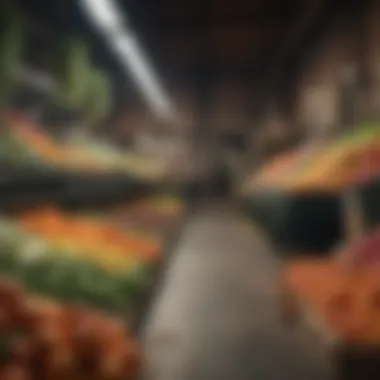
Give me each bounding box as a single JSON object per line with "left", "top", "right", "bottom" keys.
{"left": 79, "top": 0, "right": 174, "bottom": 121}
{"left": 80, "top": 0, "right": 123, "bottom": 31}
{"left": 112, "top": 34, "right": 173, "bottom": 119}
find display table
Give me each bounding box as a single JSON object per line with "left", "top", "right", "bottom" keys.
{"left": 280, "top": 259, "right": 380, "bottom": 380}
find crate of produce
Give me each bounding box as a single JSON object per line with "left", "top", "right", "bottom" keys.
{"left": 3, "top": 114, "right": 172, "bottom": 183}
{"left": 0, "top": 209, "right": 149, "bottom": 379}
{"left": 0, "top": 281, "right": 141, "bottom": 379}
{"left": 279, "top": 227, "right": 380, "bottom": 379}
{"left": 5, "top": 207, "right": 161, "bottom": 312}
{"left": 243, "top": 124, "right": 380, "bottom": 253}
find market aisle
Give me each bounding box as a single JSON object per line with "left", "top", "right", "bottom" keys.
{"left": 142, "top": 202, "right": 330, "bottom": 380}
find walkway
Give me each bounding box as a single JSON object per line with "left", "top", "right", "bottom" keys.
{"left": 143, "top": 202, "right": 330, "bottom": 380}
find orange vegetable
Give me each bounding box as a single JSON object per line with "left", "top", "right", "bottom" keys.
{"left": 16, "top": 208, "right": 161, "bottom": 263}
{"left": 284, "top": 260, "right": 380, "bottom": 344}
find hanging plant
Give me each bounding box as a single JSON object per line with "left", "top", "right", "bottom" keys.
{"left": 54, "top": 37, "right": 91, "bottom": 110}
{"left": 42, "top": 37, "right": 91, "bottom": 131}
{"left": 65, "top": 67, "right": 112, "bottom": 143}
{"left": 84, "top": 68, "right": 112, "bottom": 125}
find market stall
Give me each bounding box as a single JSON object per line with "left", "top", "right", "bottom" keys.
{"left": 0, "top": 5, "right": 190, "bottom": 378}
{"left": 279, "top": 223, "right": 380, "bottom": 380}
{"left": 241, "top": 124, "right": 380, "bottom": 253}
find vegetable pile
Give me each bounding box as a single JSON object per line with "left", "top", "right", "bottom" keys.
{"left": 244, "top": 124, "right": 380, "bottom": 195}
{"left": 0, "top": 194, "right": 184, "bottom": 378}
{"left": 284, "top": 259, "right": 380, "bottom": 344}
{"left": 0, "top": 279, "right": 141, "bottom": 379}
{"left": 0, "top": 207, "right": 160, "bottom": 314}
{"left": 0, "top": 114, "right": 171, "bottom": 180}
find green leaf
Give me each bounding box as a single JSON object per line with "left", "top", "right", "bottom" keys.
{"left": 54, "top": 37, "right": 91, "bottom": 111}
{"left": 82, "top": 68, "right": 112, "bottom": 124}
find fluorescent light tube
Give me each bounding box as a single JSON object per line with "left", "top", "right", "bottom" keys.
{"left": 80, "top": 0, "right": 174, "bottom": 121}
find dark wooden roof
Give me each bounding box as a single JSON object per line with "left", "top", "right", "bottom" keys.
{"left": 17, "top": 0, "right": 371, "bottom": 133}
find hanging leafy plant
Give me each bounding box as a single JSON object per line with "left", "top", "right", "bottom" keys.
{"left": 83, "top": 68, "right": 112, "bottom": 125}
{"left": 53, "top": 37, "right": 91, "bottom": 112}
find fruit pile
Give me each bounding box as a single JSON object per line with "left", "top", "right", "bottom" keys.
{"left": 243, "top": 149, "right": 300, "bottom": 192}
{"left": 283, "top": 224, "right": 380, "bottom": 345}
{"left": 0, "top": 114, "right": 170, "bottom": 180}
{"left": 244, "top": 124, "right": 380, "bottom": 196}
{"left": 283, "top": 125, "right": 380, "bottom": 194}
{"left": 16, "top": 208, "right": 162, "bottom": 263}
{"left": 0, "top": 192, "right": 184, "bottom": 378}
{"left": 284, "top": 259, "right": 380, "bottom": 344}
{"left": 0, "top": 279, "right": 140, "bottom": 379}
{"left": 0, "top": 207, "right": 160, "bottom": 314}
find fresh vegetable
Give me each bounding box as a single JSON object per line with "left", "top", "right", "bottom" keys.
{"left": 244, "top": 123, "right": 380, "bottom": 195}
{"left": 2, "top": 114, "right": 172, "bottom": 179}
{"left": 16, "top": 208, "right": 162, "bottom": 263}
{"left": 284, "top": 259, "right": 380, "bottom": 344}
{"left": 0, "top": 279, "right": 141, "bottom": 379}
{"left": 54, "top": 37, "right": 91, "bottom": 111}
{"left": 0, "top": 210, "right": 156, "bottom": 314}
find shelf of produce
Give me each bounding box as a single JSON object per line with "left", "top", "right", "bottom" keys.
{"left": 0, "top": 191, "right": 188, "bottom": 379}
{"left": 0, "top": 209, "right": 146, "bottom": 379}
{"left": 279, "top": 259, "right": 380, "bottom": 380}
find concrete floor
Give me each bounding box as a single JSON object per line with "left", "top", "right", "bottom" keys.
{"left": 142, "top": 202, "right": 331, "bottom": 380}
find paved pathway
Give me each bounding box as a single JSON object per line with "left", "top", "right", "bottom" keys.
{"left": 143, "top": 202, "right": 330, "bottom": 380}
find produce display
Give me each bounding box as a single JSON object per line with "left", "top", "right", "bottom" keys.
{"left": 0, "top": 191, "right": 184, "bottom": 378}
{"left": 0, "top": 197, "right": 181, "bottom": 313}
{"left": 0, "top": 4, "right": 186, "bottom": 378}
{"left": 244, "top": 124, "right": 380, "bottom": 196}
{"left": 283, "top": 225, "right": 380, "bottom": 345}
{"left": 0, "top": 114, "right": 171, "bottom": 180}
{"left": 0, "top": 208, "right": 157, "bottom": 314}
{"left": 0, "top": 194, "right": 184, "bottom": 311}
{"left": 0, "top": 280, "right": 141, "bottom": 379}
{"left": 242, "top": 149, "right": 301, "bottom": 193}
{"left": 285, "top": 125, "right": 380, "bottom": 193}
{"left": 283, "top": 259, "right": 380, "bottom": 345}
